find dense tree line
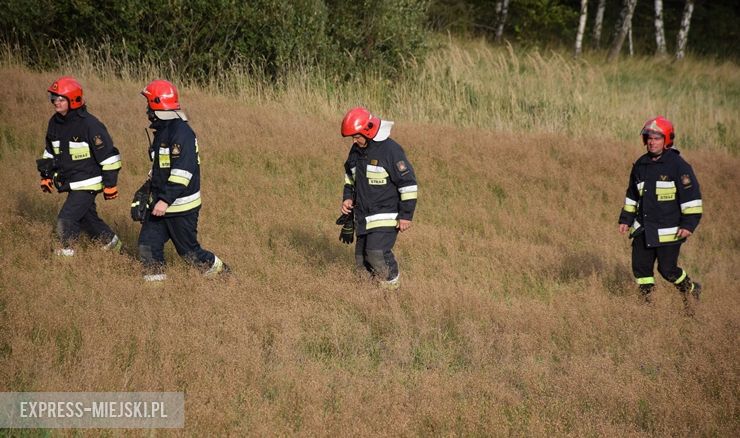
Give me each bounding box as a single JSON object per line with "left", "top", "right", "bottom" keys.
{"left": 0, "top": 0, "right": 736, "bottom": 83}
{"left": 0, "top": 0, "right": 429, "bottom": 80}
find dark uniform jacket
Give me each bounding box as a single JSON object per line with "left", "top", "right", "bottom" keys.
{"left": 39, "top": 107, "right": 121, "bottom": 192}
{"left": 618, "top": 148, "right": 702, "bottom": 248}
{"left": 148, "top": 117, "right": 202, "bottom": 216}
{"left": 343, "top": 137, "right": 418, "bottom": 235}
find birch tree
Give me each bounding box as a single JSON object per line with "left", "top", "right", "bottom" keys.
{"left": 591, "top": 0, "right": 606, "bottom": 49}
{"left": 607, "top": 0, "right": 638, "bottom": 62}
{"left": 675, "top": 0, "right": 695, "bottom": 60}
{"left": 654, "top": 0, "right": 667, "bottom": 56}
{"left": 494, "top": 0, "right": 511, "bottom": 43}
{"left": 574, "top": 0, "right": 589, "bottom": 58}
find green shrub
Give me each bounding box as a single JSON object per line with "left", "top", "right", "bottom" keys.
{"left": 0, "top": 0, "right": 429, "bottom": 81}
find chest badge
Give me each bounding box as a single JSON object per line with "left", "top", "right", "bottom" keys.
{"left": 370, "top": 159, "right": 378, "bottom": 165}
{"left": 659, "top": 175, "right": 668, "bottom": 181}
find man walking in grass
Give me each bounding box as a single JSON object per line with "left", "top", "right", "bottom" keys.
{"left": 618, "top": 116, "right": 703, "bottom": 310}
{"left": 37, "top": 76, "right": 122, "bottom": 256}
{"left": 137, "top": 79, "right": 229, "bottom": 281}
{"left": 337, "top": 107, "right": 418, "bottom": 289}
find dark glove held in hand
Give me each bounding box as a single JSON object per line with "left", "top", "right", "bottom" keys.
{"left": 130, "top": 181, "right": 151, "bottom": 223}
{"left": 337, "top": 212, "right": 354, "bottom": 244}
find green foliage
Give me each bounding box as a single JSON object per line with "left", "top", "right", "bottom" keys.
{"left": 507, "top": 0, "right": 579, "bottom": 45}
{"left": 427, "top": 0, "right": 580, "bottom": 44}
{"left": 327, "top": 0, "right": 430, "bottom": 79}
{"left": 0, "top": 0, "right": 429, "bottom": 81}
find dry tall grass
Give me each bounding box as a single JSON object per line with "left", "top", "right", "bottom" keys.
{"left": 0, "top": 39, "right": 738, "bottom": 436}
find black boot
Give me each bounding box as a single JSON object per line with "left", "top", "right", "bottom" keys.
{"left": 691, "top": 281, "right": 702, "bottom": 301}
{"left": 676, "top": 276, "right": 701, "bottom": 298}
{"left": 676, "top": 276, "right": 701, "bottom": 315}
{"left": 639, "top": 284, "right": 655, "bottom": 304}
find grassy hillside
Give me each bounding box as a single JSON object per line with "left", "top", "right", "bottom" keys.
{"left": 0, "top": 40, "right": 738, "bottom": 435}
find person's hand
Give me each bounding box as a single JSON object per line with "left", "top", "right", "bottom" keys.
{"left": 40, "top": 178, "right": 54, "bottom": 193}
{"left": 341, "top": 199, "right": 354, "bottom": 215}
{"left": 103, "top": 186, "right": 118, "bottom": 200}
{"left": 398, "top": 219, "right": 412, "bottom": 232}
{"left": 618, "top": 223, "right": 629, "bottom": 235}
{"left": 152, "top": 200, "right": 169, "bottom": 216}
{"left": 677, "top": 228, "right": 692, "bottom": 239}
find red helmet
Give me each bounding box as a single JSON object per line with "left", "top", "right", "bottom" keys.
{"left": 341, "top": 107, "right": 380, "bottom": 139}
{"left": 641, "top": 116, "right": 674, "bottom": 148}
{"left": 141, "top": 79, "right": 180, "bottom": 110}
{"left": 48, "top": 76, "right": 84, "bottom": 109}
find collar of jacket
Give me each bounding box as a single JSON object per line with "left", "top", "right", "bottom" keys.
{"left": 368, "top": 137, "right": 393, "bottom": 149}
{"left": 148, "top": 117, "right": 178, "bottom": 130}
{"left": 639, "top": 147, "right": 681, "bottom": 164}
{"left": 53, "top": 106, "right": 87, "bottom": 123}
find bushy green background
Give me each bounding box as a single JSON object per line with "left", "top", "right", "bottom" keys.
{"left": 0, "top": 0, "right": 429, "bottom": 80}
{"left": 0, "top": 0, "right": 737, "bottom": 83}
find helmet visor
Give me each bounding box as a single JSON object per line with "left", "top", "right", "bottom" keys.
{"left": 640, "top": 128, "right": 664, "bottom": 138}
{"left": 49, "top": 93, "right": 66, "bottom": 103}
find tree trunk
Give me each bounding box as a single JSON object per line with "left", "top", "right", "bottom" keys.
{"left": 675, "top": 0, "right": 695, "bottom": 60}
{"left": 607, "top": 0, "right": 638, "bottom": 62}
{"left": 495, "top": 0, "right": 511, "bottom": 43}
{"left": 574, "top": 0, "right": 589, "bottom": 58}
{"left": 591, "top": 0, "right": 606, "bottom": 49}
{"left": 654, "top": 0, "right": 667, "bottom": 56}
{"left": 628, "top": 21, "right": 634, "bottom": 56}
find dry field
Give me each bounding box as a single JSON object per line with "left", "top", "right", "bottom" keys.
{"left": 0, "top": 41, "right": 738, "bottom": 436}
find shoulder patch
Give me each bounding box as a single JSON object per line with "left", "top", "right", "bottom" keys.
{"left": 93, "top": 134, "right": 104, "bottom": 147}
{"left": 681, "top": 174, "right": 692, "bottom": 186}
{"left": 171, "top": 144, "right": 181, "bottom": 156}
{"left": 396, "top": 160, "right": 407, "bottom": 173}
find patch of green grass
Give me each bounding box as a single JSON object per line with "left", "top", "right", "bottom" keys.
{"left": 54, "top": 325, "right": 83, "bottom": 367}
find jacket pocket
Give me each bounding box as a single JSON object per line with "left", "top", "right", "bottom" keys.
{"left": 655, "top": 181, "right": 676, "bottom": 202}
{"left": 366, "top": 164, "right": 388, "bottom": 186}
{"left": 69, "top": 141, "right": 91, "bottom": 161}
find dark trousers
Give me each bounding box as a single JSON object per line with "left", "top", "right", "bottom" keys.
{"left": 137, "top": 209, "right": 215, "bottom": 273}
{"left": 355, "top": 230, "right": 399, "bottom": 281}
{"left": 631, "top": 233, "right": 684, "bottom": 284}
{"left": 57, "top": 190, "right": 114, "bottom": 247}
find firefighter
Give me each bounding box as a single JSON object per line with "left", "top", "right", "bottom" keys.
{"left": 137, "top": 79, "right": 229, "bottom": 281}
{"left": 338, "top": 107, "right": 418, "bottom": 289}
{"left": 37, "top": 76, "right": 122, "bottom": 256}
{"left": 618, "top": 116, "right": 702, "bottom": 308}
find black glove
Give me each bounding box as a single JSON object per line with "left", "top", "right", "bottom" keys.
{"left": 336, "top": 212, "right": 354, "bottom": 244}
{"left": 36, "top": 158, "right": 54, "bottom": 178}
{"left": 130, "top": 180, "right": 151, "bottom": 223}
